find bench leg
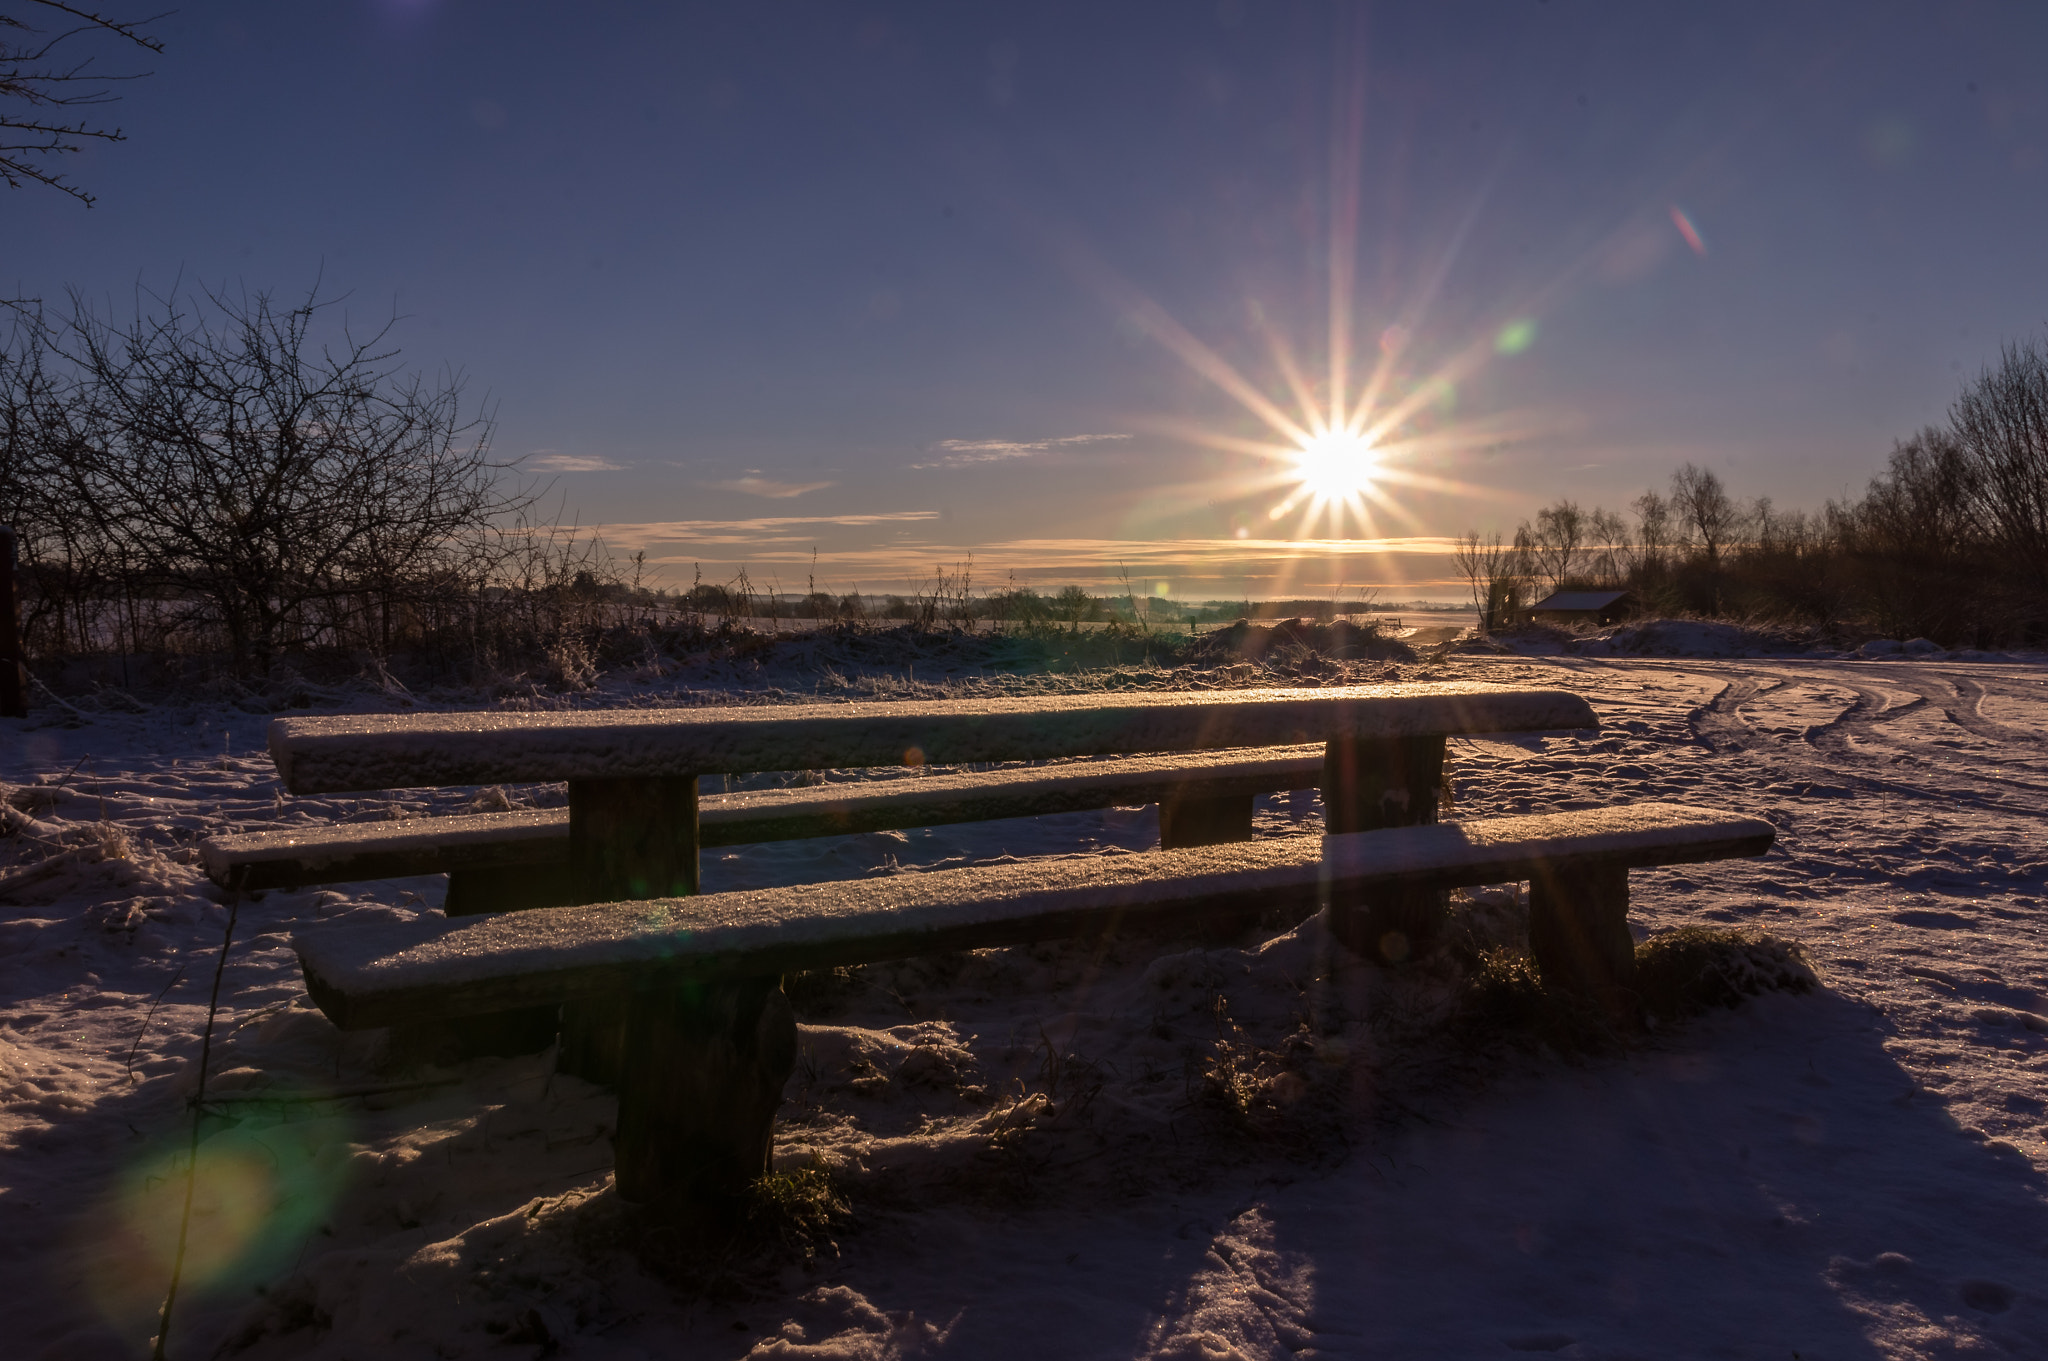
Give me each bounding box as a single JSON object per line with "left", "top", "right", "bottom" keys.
{"left": 391, "top": 865, "right": 580, "bottom": 1061}
{"left": 1323, "top": 734, "right": 1449, "bottom": 963}
{"left": 1528, "top": 863, "right": 1641, "bottom": 1022}
{"left": 612, "top": 976, "right": 797, "bottom": 1224}
{"left": 445, "top": 861, "right": 579, "bottom": 915}
{"left": 559, "top": 776, "right": 701, "bottom": 1086}
{"left": 1159, "top": 792, "right": 1255, "bottom": 848}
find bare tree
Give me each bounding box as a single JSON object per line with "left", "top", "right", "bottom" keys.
{"left": 1450, "top": 530, "right": 1492, "bottom": 629}
{"left": 1451, "top": 528, "right": 1531, "bottom": 633}
{"left": 24, "top": 281, "right": 529, "bottom": 673}
{"left": 1668, "top": 462, "right": 1744, "bottom": 568}
{"left": 1948, "top": 337, "right": 2048, "bottom": 595}
{"left": 1525, "top": 499, "right": 1586, "bottom": 592}
{"left": 1855, "top": 427, "right": 1979, "bottom": 566}
{"left": 1583, "top": 507, "right": 1628, "bottom": 586}
{"left": 2, "top": 3, "right": 163, "bottom": 204}
{"left": 1618, "top": 489, "right": 1673, "bottom": 582}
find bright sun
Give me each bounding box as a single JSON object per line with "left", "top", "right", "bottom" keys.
{"left": 1293, "top": 430, "right": 1379, "bottom": 500}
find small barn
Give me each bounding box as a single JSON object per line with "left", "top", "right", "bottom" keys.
{"left": 1529, "top": 589, "right": 1632, "bottom": 626}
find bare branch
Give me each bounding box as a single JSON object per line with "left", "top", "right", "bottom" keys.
{"left": 1, "top": 1, "right": 165, "bottom": 204}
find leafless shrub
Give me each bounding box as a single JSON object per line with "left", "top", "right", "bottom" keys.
{"left": 3, "top": 281, "right": 531, "bottom": 677}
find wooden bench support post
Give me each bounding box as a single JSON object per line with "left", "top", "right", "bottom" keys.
{"left": 445, "top": 863, "right": 581, "bottom": 916}
{"left": 1528, "top": 862, "right": 1640, "bottom": 1022}
{"left": 1323, "top": 734, "right": 1448, "bottom": 964}
{"left": 1159, "top": 792, "right": 1256, "bottom": 848}
{"left": 612, "top": 976, "right": 798, "bottom": 1224}
{"left": 420, "top": 871, "right": 576, "bottom": 1060}
{"left": 559, "top": 777, "right": 701, "bottom": 1085}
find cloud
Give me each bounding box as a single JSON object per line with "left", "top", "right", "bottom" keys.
{"left": 596, "top": 511, "right": 940, "bottom": 540}
{"left": 706, "top": 476, "right": 838, "bottom": 499}
{"left": 912, "top": 432, "right": 1130, "bottom": 469}
{"left": 527, "top": 453, "right": 626, "bottom": 473}
{"left": 586, "top": 520, "right": 1482, "bottom": 597}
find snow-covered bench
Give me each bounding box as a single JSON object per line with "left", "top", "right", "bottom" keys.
{"left": 291, "top": 803, "right": 1775, "bottom": 1218}
{"left": 203, "top": 744, "right": 1339, "bottom": 907}
{"left": 260, "top": 683, "right": 1597, "bottom": 1069}
{"left": 258, "top": 684, "right": 1597, "bottom": 899}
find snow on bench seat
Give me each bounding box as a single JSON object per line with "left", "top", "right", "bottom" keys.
{"left": 268, "top": 683, "right": 1597, "bottom": 794}
{"left": 206, "top": 746, "right": 1331, "bottom": 891}
{"left": 294, "top": 802, "right": 1774, "bottom": 1031}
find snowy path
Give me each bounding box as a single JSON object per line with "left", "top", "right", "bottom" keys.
{"left": 0, "top": 656, "right": 2043, "bottom": 1359}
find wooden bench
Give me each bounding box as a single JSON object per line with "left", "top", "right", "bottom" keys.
{"left": 292, "top": 802, "right": 1775, "bottom": 1218}
{"left": 263, "top": 684, "right": 1597, "bottom": 901}
{"left": 259, "top": 685, "right": 1598, "bottom": 1072}
{"left": 203, "top": 744, "right": 1337, "bottom": 906}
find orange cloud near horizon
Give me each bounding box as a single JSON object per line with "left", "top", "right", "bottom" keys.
{"left": 585, "top": 522, "right": 1478, "bottom": 599}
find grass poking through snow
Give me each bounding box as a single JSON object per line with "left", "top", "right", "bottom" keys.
{"left": 1448, "top": 899, "right": 1818, "bottom": 1058}
{"left": 1634, "top": 925, "right": 1819, "bottom": 1020}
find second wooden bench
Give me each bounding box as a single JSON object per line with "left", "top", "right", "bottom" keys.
{"left": 203, "top": 745, "right": 1333, "bottom": 907}
{"left": 292, "top": 801, "right": 1776, "bottom": 1221}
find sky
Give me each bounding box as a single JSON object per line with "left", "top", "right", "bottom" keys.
{"left": 8, "top": 0, "right": 2048, "bottom": 601}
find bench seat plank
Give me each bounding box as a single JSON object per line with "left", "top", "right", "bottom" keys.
{"left": 269, "top": 683, "right": 1597, "bottom": 794}
{"left": 206, "top": 746, "right": 1331, "bottom": 890}
{"left": 295, "top": 802, "right": 1773, "bottom": 1030}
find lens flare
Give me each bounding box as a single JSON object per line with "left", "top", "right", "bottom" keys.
{"left": 84, "top": 1117, "right": 356, "bottom": 1334}
{"left": 1669, "top": 204, "right": 1708, "bottom": 256}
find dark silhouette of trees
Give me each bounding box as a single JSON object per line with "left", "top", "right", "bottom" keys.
{"left": 1527, "top": 500, "right": 1584, "bottom": 592}
{"left": 1461, "top": 334, "right": 2048, "bottom": 645}
{"left": 3, "top": 281, "right": 530, "bottom": 673}
{"left": 1, "top": 3, "right": 163, "bottom": 204}
{"left": 1452, "top": 529, "right": 1534, "bottom": 634}
{"left": 1668, "top": 463, "right": 1744, "bottom": 570}
{"left": 1948, "top": 336, "right": 2048, "bottom": 597}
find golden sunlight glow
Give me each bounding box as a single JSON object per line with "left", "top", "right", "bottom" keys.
{"left": 1046, "top": 30, "right": 1573, "bottom": 601}
{"left": 1294, "top": 430, "right": 1379, "bottom": 499}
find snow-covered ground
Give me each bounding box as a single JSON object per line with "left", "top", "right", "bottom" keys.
{"left": 2, "top": 653, "right": 2044, "bottom": 1359}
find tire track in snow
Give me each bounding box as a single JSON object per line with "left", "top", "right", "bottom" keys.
{"left": 1777, "top": 667, "right": 2048, "bottom": 802}
{"left": 1943, "top": 675, "right": 2046, "bottom": 746}
{"left": 1800, "top": 684, "right": 1927, "bottom": 756}
{"left": 1686, "top": 678, "right": 1771, "bottom": 753}
{"left": 1579, "top": 659, "right": 2048, "bottom": 813}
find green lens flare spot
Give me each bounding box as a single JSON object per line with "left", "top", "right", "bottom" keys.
{"left": 1494, "top": 318, "right": 1538, "bottom": 355}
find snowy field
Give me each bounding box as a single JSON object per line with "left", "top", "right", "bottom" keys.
{"left": 2, "top": 652, "right": 2045, "bottom": 1359}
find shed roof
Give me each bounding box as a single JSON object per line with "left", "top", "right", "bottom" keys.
{"left": 1531, "top": 589, "right": 1630, "bottom": 613}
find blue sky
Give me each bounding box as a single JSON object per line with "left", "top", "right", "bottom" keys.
{"left": 9, "top": 1, "right": 2047, "bottom": 599}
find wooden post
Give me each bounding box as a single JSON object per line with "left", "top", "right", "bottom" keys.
{"left": 1159, "top": 791, "right": 1255, "bottom": 848}
{"left": 557, "top": 776, "right": 701, "bottom": 1083}
{"left": 443, "top": 862, "right": 581, "bottom": 917}
{"left": 611, "top": 974, "right": 797, "bottom": 1223}
{"left": 568, "top": 776, "right": 702, "bottom": 900}
{"left": 422, "top": 865, "right": 581, "bottom": 1059}
{"left": 0, "top": 527, "right": 24, "bottom": 719}
{"left": 1322, "top": 734, "right": 1447, "bottom": 963}
{"left": 1528, "top": 861, "right": 1640, "bottom": 1023}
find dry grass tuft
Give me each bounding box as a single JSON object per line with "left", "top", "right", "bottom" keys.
{"left": 1447, "top": 915, "right": 1818, "bottom": 1058}
{"left": 1635, "top": 925, "right": 1818, "bottom": 1020}
{"left": 744, "top": 1162, "right": 849, "bottom": 1255}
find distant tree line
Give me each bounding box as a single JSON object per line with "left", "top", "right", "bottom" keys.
{"left": 1457, "top": 335, "right": 2048, "bottom": 647}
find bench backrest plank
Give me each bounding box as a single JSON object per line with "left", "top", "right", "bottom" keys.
{"left": 269, "top": 684, "right": 1596, "bottom": 794}
{"left": 206, "top": 745, "right": 1333, "bottom": 890}
{"left": 295, "top": 802, "right": 1772, "bottom": 1029}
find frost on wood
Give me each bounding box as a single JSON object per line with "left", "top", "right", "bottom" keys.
{"left": 293, "top": 802, "right": 1772, "bottom": 1029}
{"left": 203, "top": 808, "right": 568, "bottom": 888}
{"left": 268, "top": 683, "right": 1599, "bottom": 793}
{"left": 206, "top": 745, "right": 1332, "bottom": 888}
